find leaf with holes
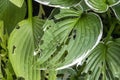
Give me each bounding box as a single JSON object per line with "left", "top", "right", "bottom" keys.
{"left": 82, "top": 39, "right": 120, "bottom": 80}
{"left": 85, "top": 0, "right": 120, "bottom": 13}
{"left": 0, "top": 0, "right": 26, "bottom": 33}
{"left": 112, "top": 3, "right": 120, "bottom": 21}
{"left": 9, "top": 0, "right": 24, "bottom": 7}
{"left": 35, "top": 8, "right": 103, "bottom": 70}
{"left": 8, "top": 17, "right": 44, "bottom": 80}
{"left": 35, "top": 0, "right": 81, "bottom": 8}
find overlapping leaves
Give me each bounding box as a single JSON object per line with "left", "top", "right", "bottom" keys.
{"left": 85, "top": 0, "right": 120, "bottom": 13}
{"left": 8, "top": 17, "right": 44, "bottom": 80}
{"left": 112, "top": 3, "right": 120, "bottom": 21}
{"left": 35, "top": 8, "right": 103, "bottom": 70}
{"left": 0, "top": 0, "right": 26, "bottom": 33}
{"left": 82, "top": 39, "right": 120, "bottom": 80}
{"left": 9, "top": 0, "right": 24, "bottom": 7}
{"left": 35, "top": 0, "right": 81, "bottom": 8}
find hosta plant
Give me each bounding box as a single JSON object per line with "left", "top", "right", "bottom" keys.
{"left": 0, "top": 0, "right": 120, "bottom": 80}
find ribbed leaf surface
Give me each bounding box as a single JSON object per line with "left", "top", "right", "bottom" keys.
{"left": 35, "top": 8, "right": 103, "bottom": 70}
{"left": 0, "top": 0, "right": 26, "bottom": 33}
{"left": 35, "top": 0, "right": 81, "bottom": 8}
{"left": 82, "top": 39, "right": 120, "bottom": 80}
{"left": 8, "top": 17, "right": 44, "bottom": 80}
{"left": 85, "top": 0, "right": 120, "bottom": 13}
{"left": 112, "top": 3, "right": 120, "bottom": 21}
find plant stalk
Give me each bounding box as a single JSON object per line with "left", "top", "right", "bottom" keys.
{"left": 48, "top": 69, "right": 57, "bottom": 80}
{"left": 102, "top": 46, "right": 107, "bottom": 80}
{"left": 41, "top": 70, "right": 46, "bottom": 80}
{"left": 27, "top": 0, "right": 33, "bottom": 22}
{"left": 105, "top": 9, "right": 116, "bottom": 43}
{"left": 105, "top": 22, "right": 116, "bottom": 43}
{"left": 38, "top": 4, "right": 45, "bottom": 18}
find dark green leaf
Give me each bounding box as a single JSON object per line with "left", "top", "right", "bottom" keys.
{"left": 112, "top": 3, "right": 120, "bottom": 21}
{"left": 0, "top": 0, "right": 26, "bottom": 34}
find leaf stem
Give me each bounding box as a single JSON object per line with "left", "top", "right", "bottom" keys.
{"left": 41, "top": 70, "right": 46, "bottom": 80}
{"left": 105, "top": 22, "right": 116, "bottom": 43}
{"left": 102, "top": 46, "right": 107, "bottom": 80}
{"left": 27, "top": 0, "right": 33, "bottom": 22}
{"left": 38, "top": 4, "right": 45, "bottom": 18}
{"left": 105, "top": 9, "right": 116, "bottom": 43}
{"left": 48, "top": 69, "right": 57, "bottom": 80}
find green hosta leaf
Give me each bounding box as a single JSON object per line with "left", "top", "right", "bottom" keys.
{"left": 80, "top": 0, "right": 90, "bottom": 11}
{"left": 82, "top": 39, "right": 120, "bottom": 80}
{"left": 35, "top": 0, "right": 81, "bottom": 8}
{"left": 85, "top": 0, "right": 120, "bottom": 13}
{"left": 107, "top": 0, "right": 120, "bottom": 5}
{"left": 54, "top": 7, "right": 83, "bottom": 19}
{"left": 112, "top": 3, "right": 120, "bottom": 21}
{"left": 35, "top": 8, "right": 103, "bottom": 70}
{"left": 9, "top": 0, "right": 24, "bottom": 7}
{"left": 0, "top": 0, "right": 26, "bottom": 34}
{"left": 8, "top": 17, "right": 44, "bottom": 80}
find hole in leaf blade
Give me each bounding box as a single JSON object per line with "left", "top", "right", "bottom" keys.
{"left": 12, "top": 45, "right": 16, "bottom": 54}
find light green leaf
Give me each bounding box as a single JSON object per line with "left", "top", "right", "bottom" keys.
{"left": 9, "top": 0, "right": 24, "bottom": 7}
{"left": 0, "top": 0, "right": 26, "bottom": 34}
{"left": 8, "top": 17, "right": 44, "bottom": 80}
{"left": 82, "top": 39, "right": 120, "bottom": 80}
{"left": 112, "top": 3, "right": 120, "bottom": 21}
{"left": 35, "top": 0, "right": 81, "bottom": 8}
{"left": 85, "top": 0, "right": 120, "bottom": 13}
{"left": 35, "top": 8, "right": 103, "bottom": 70}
